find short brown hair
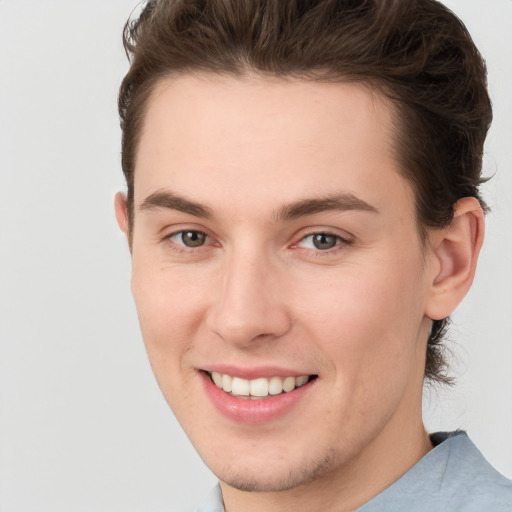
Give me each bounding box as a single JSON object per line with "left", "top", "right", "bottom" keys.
{"left": 118, "top": 0, "right": 492, "bottom": 383}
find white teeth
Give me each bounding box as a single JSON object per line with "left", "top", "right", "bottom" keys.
{"left": 282, "top": 376, "right": 295, "bottom": 392}
{"left": 210, "top": 372, "right": 311, "bottom": 398}
{"left": 250, "top": 378, "right": 269, "bottom": 397}
{"left": 211, "top": 371, "right": 223, "bottom": 387}
{"left": 222, "top": 374, "right": 233, "bottom": 392}
{"left": 295, "top": 375, "right": 308, "bottom": 387}
{"left": 268, "top": 376, "right": 283, "bottom": 395}
{"left": 231, "top": 377, "right": 250, "bottom": 396}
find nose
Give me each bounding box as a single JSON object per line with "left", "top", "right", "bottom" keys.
{"left": 206, "top": 250, "right": 292, "bottom": 347}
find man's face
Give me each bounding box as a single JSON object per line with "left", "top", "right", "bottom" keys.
{"left": 125, "top": 74, "right": 436, "bottom": 493}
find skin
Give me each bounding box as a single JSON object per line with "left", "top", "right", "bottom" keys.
{"left": 115, "top": 74, "right": 484, "bottom": 512}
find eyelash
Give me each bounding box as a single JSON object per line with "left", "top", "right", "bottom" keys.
{"left": 162, "top": 229, "right": 352, "bottom": 256}
{"left": 294, "top": 232, "right": 351, "bottom": 255}
{"left": 163, "top": 229, "right": 213, "bottom": 253}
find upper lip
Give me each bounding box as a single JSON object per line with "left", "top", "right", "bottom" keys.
{"left": 201, "top": 364, "right": 315, "bottom": 380}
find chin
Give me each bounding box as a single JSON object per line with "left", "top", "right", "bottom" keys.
{"left": 211, "top": 449, "right": 339, "bottom": 493}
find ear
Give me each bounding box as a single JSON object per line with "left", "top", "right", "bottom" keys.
{"left": 425, "top": 197, "right": 485, "bottom": 320}
{"left": 114, "top": 191, "right": 130, "bottom": 235}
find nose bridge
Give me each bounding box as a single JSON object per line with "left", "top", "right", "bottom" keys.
{"left": 207, "top": 243, "right": 290, "bottom": 346}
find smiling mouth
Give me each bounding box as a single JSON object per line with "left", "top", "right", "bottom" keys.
{"left": 206, "top": 371, "right": 317, "bottom": 399}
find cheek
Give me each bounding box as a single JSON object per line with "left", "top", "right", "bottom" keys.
{"left": 293, "top": 258, "right": 427, "bottom": 381}
{"left": 130, "top": 263, "right": 210, "bottom": 418}
{"left": 130, "top": 257, "right": 210, "bottom": 372}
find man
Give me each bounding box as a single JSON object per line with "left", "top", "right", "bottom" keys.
{"left": 114, "top": 0, "right": 512, "bottom": 510}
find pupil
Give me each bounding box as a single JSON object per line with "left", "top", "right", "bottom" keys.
{"left": 182, "top": 231, "right": 206, "bottom": 247}
{"left": 313, "top": 233, "right": 337, "bottom": 250}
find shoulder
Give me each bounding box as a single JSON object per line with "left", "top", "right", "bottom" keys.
{"left": 436, "top": 432, "right": 512, "bottom": 511}
{"left": 358, "top": 431, "right": 512, "bottom": 512}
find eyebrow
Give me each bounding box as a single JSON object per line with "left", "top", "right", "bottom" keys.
{"left": 138, "top": 190, "right": 213, "bottom": 219}
{"left": 276, "top": 194, "right": 378, "bottom": 221}
{"left": 138, "top": 189, "right": 378, "bottom": 221}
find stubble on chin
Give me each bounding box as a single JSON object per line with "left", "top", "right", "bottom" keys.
{"left": 219, "top": 447, "right": 338, "bottom": 493}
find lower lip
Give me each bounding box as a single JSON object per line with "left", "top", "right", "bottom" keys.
{"left": 200, "top": 372, "right": 315, "bottom": 424}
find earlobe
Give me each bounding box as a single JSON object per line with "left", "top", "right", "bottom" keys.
{"left": 425, "top": 197, "right": 485, "bottom": 321}
{"left": 114, "top": 192, "right": 129, "bottom": 234}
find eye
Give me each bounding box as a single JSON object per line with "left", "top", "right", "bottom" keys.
{"left": 169, "top": 230, "right": 209, "bottom": 248}
{"left": 298, "top": 232, "right": 345, "bottom": 251}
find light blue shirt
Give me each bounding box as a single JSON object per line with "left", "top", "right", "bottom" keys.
{"left": 195, "top": 432, "right": 512, "bottom": 511}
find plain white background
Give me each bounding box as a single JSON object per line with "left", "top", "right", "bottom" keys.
{"left": 0, "top": 1, "right": 510, "bottom": 511}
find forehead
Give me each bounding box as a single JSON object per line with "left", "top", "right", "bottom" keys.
{"left": 134, "top": 73, "right": 412, "bottom": 219}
